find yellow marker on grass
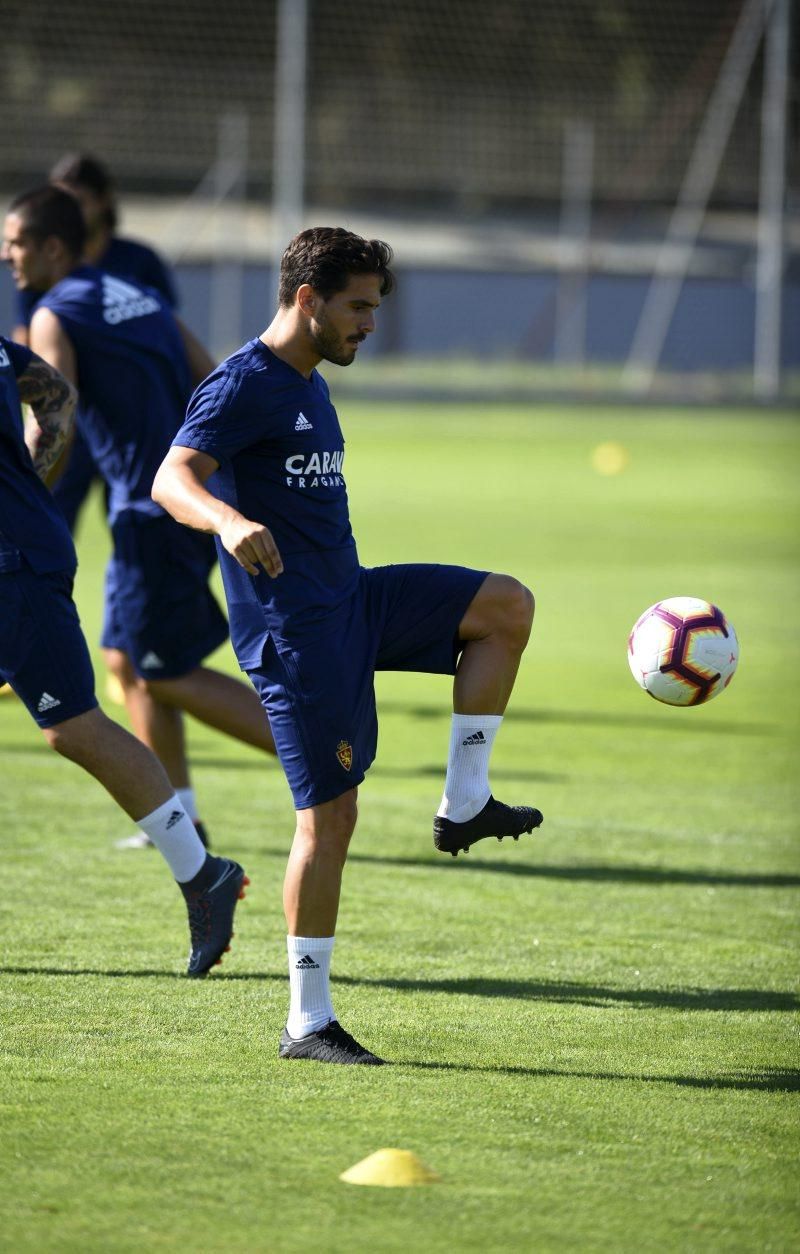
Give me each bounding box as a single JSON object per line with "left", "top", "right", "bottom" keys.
{"left": 591, "top": 441, "right": 630, "bottom": 476}
{"left": 340, "top": 1148, "right": 441, "bottom": 1187}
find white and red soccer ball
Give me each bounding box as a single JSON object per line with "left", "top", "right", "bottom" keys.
{"left": 627, "top": 597, "right": 739, "bottom": 707}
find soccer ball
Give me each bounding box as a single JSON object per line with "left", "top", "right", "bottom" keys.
{"left": 627, "top": 597, "right": 739, "bottom": 707}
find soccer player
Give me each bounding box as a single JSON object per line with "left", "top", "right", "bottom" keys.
{"left": 0, "top": 333, "right": 246, "bottom": 976}
{"left": 10, "top": 153, "right": 179, "bottom": 535}
{"left": 1, "top": 185, "right": 277, "bottom": 841}
{"left": 152, "top": 227, "right": 544, "bottom": 1065}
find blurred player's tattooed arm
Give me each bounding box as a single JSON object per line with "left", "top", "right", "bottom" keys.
{"left": 17, "top": 358, "right": 78, "bottom": 481}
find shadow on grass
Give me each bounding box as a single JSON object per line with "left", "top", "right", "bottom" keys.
{"left": 0, "top": 698, "right": 777, "bottom": 762}
{"left": 332, "top": 973, "right": 800, "bottom": 1013}
{"left": 2, "top": 967, "right": 797, "bottom": 1013}
{"left": 337, "top": 851, "right": 800, "bottom": 889}
{"left": 0, "top": 966, "right": 795, "bottom": 1091}
{"left": 379, "top": 702, "right": 776, "bottom": 737}
{"left": 153, "top": 756, "right": 565, "bottom": 784}
{"left": 402, "top": 1061, "right": 800, "bottom": 1092}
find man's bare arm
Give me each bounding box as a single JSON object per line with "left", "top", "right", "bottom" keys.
{"left": 16, "top": 353, "right": 78, "bottom": 481}
{"left": 152, "top": 445, "right": 284, "bottom": 578}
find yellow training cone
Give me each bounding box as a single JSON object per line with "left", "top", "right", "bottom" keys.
{"left": 340, "top": 1148, "right": 441, "bottom": 1187}
{"left": 591, "top": 441, "right": 630, "bottom": 476}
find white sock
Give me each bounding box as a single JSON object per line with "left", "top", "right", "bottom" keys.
{"left": 176, "top": 787, "right": 199, "bottom": 823}
{"left": 437, "top": 713, "right": 502, "bottom": 823}
{"left": 136, "top": 796, "right": 207, "bottom": 883}
{"left": 286, "top": 935, "right": 336, "bottom": 1038}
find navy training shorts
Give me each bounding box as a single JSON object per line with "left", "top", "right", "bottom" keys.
{"left": 101, "top": 513, "right": 228, "bottom": 679}
{"left": 0, "top": 567, "right": 98, "bottom": 728}
{"left": 246, "top": 562, "right": 487, "bottom": 810}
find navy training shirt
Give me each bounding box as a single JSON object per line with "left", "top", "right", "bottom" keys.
{"left": 14, "top": 234, "right": 178, "bottom": 330}
{"left": 0, "top": 336, "right": 76, "bottom": 575}
{"left": 36, "top": 265, "right": 192, "bottom": 524}
{"left": 173, "top": 338, "right": 359, "bottom": 669}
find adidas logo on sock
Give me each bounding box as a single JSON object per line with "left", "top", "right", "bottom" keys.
{"left": 294, "top": 412, "right": 313, "bottom": 431}
{"left": 165, "top": 810, "right": 184, "bottom": 830}
{"left": 462, "top": 730, "right": 486, "bottom": 747}
{"left": 295, "top": 954, "right": 320, "bottom": 969}
{"left": 139, "top": 650, "right": 165, "bottom": 669}
{"left": 36, "top": 692, "right": 61, "bottom": 713}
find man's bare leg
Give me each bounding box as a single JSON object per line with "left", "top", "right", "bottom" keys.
{"left": 43, "top": 704, "right": 180, "bottom": 818}
{"left": 145, "top": 666, "right": 276, "bottom": 755}
{"left": 104, "top": 648, "right": 190, "bottom": 786}
{"left": 103, "top": 647, "right": 201, "bottom": 849}
{"left": 283, "top": 790, "right": 358, "bottom": 937}
{"left": 278, "top": 788, "right": 382, "bottom": 1063}
{"left": 454, "top": 573, "right": 534, "bottom": 714}
{"left": 42, "top": 705, "right": 247, "bottom": 974}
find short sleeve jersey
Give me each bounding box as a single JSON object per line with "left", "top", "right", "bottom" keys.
{"left": 14, "top": 234, "right": 178, "bottom": 330}
{"left": 36, "top": 265, "right": 191, "bottom": 523}
{"left": 0, "top": 336, "right": 76, "bottom": 575}
{"left": 173, "top": 338, "right": 359, "bottom": 668}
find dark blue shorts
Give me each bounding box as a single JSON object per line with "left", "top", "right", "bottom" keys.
{"left": 247, "top": 563, "right": 487, "bottom": 809}
{"left": 0, "top": 568, "right": 98, "bottom": 728}
{"left": 101, "top": 513, "right": 228, "bottom": 679}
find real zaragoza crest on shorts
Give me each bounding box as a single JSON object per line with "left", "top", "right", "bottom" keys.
{"left": 336, "top": 739, "right": 353, "bottom": 771}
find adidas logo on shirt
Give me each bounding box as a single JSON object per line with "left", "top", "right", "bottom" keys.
{"left": 0, "top": 346, "right": 10, "bottom": 369}
{"left": 139, "top": 650, "right": 165, "bottom": 669}
{"left": 462, "top": 730, "right": 486, "bottom": 747}
{"left": 102, "top": 274, "right": 160, "bottom": 325}
{"left": 295, "top": 954, "right": 320, "bottom": 970}
{"left": 294, "top": 412, "right": 313, "bottom": 432}
{"left": 37, "top": 692, "right": 61, "bottom": 713}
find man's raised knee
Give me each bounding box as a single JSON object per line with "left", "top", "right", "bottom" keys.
{"left": 500, "top": 576, "right": 535, "bottom": 647}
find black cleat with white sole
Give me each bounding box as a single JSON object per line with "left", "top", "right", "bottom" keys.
{"left": 433, "top": 796, "right": 544, "bottom": 857}
{"left": 279, "top": 1020, "right": 385, "bottom": 1065}
{"left": 181, "top": 855, "right": 249, "bottom": 978}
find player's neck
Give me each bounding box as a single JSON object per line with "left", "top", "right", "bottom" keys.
{"left": 83, "top": 227, "right": 112, "bottom": 266}
{"left": 260, "top": 315, "right": 320, "bottom": 380}
{"left": 44, "top": 256, "right": 78, "bottom": 289}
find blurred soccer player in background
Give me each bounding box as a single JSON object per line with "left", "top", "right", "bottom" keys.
{"left": 153, "top": 226, "right": 544, "bottom": 1065}
{"left": 10, "top": 153, "right": 179, "bottom": 536}
{"left": 0, "top": 334, "right": 246, "bottom": 976}
{"left": 2, "top": 185, "right": 277, "bottom": 849}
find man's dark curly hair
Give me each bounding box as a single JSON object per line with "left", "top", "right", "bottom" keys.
{"left": 9, "top": 184, "right": 87, "bottom": 260}
{"left": 278, "top": 226, "right": 395, "bottom": 307}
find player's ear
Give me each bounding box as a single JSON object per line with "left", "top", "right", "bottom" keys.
{"left": 296, "top": 284, "right": 319, "bottom": 317}
{"left": 43, "top": 235, "right": 65, "bottom": 264}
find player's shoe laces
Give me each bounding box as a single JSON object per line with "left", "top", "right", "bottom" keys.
{"left": 278, "top": 1020, "right": 385, "bottom": 1065}
{"left": 433, "top": 795, "right": 544, "bottom": 857}
{"left": 181, "top": 855, "right": 248, "bottom": 978}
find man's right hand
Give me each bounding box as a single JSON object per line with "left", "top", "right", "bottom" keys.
{"left": 219, "top": 514, "right": 284, "bottom": 578}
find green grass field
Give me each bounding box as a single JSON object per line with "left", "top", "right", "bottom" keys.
{"left": 1, "top": 403, "right": 798, "bottom": 1252}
